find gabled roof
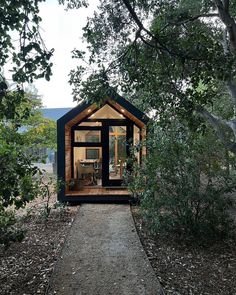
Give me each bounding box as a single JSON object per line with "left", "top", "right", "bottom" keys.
{"left": 57, "top": 91, "right": 148, "bottom": 127}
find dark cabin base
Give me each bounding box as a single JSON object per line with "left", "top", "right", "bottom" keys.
{"left": 63, "top": 195, "right": 134, "bottom": 204}
{"left": 58, "top": 187, "right": 134, "bottom": 204}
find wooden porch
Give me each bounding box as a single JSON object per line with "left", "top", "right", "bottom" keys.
{"left": 66, "top": 187, "right": 131, "bottom": 196}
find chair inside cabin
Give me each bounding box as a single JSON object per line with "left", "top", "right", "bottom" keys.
{"left": 76, "top": 160, "right": 96, "bottom": 185}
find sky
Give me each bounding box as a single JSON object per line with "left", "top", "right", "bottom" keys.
{"left": 34, "top": 0, "right": 99, "bottom": 108}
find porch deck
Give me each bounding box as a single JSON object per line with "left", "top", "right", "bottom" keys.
{"left": 66, "top": 187, "right": 131, "bottom": 196}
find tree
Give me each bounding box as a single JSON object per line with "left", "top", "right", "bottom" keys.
{"left": 0, "top": 91, "right": 56, "bottom": 209}
{"left": 69, "top": 0, "right": 236, "bottom": 154}
{"left": 22, "top": 98, "right": 57, "bottom": 152}
{"left": 0, "top": 1, "right": 55, "bottom": 245}
{"left": 0, "top": 89, "right": 57, "bottom": 245}
{"left": 0, "top": 0, "right": 55, "bottom": 206}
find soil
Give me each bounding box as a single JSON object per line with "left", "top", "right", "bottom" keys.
{"left": 0, "top": 194, "right": 78, "bottom": 295}
{"left": 131, "top": 206, "right": 236, "bottom": 295}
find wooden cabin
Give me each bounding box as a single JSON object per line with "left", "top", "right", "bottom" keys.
{"left": 57, "top": 93, "right": 147, "bottom": 202}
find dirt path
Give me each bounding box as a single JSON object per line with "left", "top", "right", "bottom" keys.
{"left": 47, "top": 204, "right": 163, "bottom": 295}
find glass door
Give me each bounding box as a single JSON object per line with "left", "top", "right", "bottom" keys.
{"left": 109, "top": 126, "right": 127, "bottom": 182}
{"left": 102, "top": 122, "right": 133, "bottom": 186}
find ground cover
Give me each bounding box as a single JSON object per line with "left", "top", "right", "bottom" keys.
{"left": 0, "top": 194, "right": 77, "bottom": 295}
{"left": 132, "top": 206, "right": 236, "bottom": 295}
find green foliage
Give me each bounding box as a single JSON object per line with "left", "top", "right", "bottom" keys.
{"left": 0, "top": 90, "right": 56, "bottom": 205}
{"left": 0, "top": 0, "right": 53, "bottom": 85}
{"left": 23, "top": 113, "right": 57, "bottom": 151}
{"left": 0, "top": 206, "right": 25, "bottom": 247}
{"left": 0, "top": 91, "right": 57, "bottom": 245}
{"left": 129, "top": 120, "right": 236, "bottom": 243}
{"left": 0, "top": 0, "right": 54, "bottom": 152}
{"left": 58, "top": 0, "right": 88, "bottom": 9}
{"left": 0, "top": 125, "right": 40, "bottom": 209}
{"left": 0, "top": 0, "right": 55, "bottom": 245}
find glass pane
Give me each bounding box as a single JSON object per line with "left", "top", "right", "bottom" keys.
{"left": 134, "top": 125, "right": 141, "bottom": 164}
{"left": 72, "top": 147, "right": 102, "bottom": 189}
{"left": 109, "top": 126, "right": 127, "bottom": 180}
{"left": 74, "top": 130, "right": 101, "bottom": 142}
{"left": 88, "top": 104, "right": 125, "bottom": 119}
{"left": 109, "top": 125, "right": 126, "bottom": 134}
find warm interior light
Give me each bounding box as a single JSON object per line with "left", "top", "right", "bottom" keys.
{"left": 87, "top": 109, "right": 91, "bottom": 113}
{"left": 121, "top": 109, "right": 125, "bottom": 113}
{"left": 91, "top": 114, "right": 94, "bottom": 117}
{"left": 119, "top": 114, "right": 124, "bottom": 117}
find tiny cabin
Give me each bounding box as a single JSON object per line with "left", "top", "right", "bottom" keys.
{"left": 57, "top": 93, "right": 147, "bottom": 202}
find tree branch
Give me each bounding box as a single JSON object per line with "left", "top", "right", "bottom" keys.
{"left": 196, "top": 105, "right": 236, "bottom": 154}
{"left": 226, "top": 80, "right": 236, "bottom": 109}
{"left": 223, "top": 0, "right": 229, "bottom": 12}
{"left": 215, "top": 0, "right": 236, "bottom": 55}
{"left": 121, "top": 0, "right": 201, "bottom": 60}
{"left": 226, "top": 118, "right": 236, "bottom": 139}
{"left": 121, "top": 0, "right": 165, "bottom": 48}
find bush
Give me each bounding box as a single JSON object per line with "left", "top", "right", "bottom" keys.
{"left": 129, "top": 121, "right": 236, "bottom": 243}
{"left": 0, "top": 206, "right": 25, "bottom": 247}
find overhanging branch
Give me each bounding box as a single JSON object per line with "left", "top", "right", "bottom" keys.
{"left": 196, "top": 105, "right": 236, "bottom": 154}
{"left": 121, "top": 0, "right": 201, "bottom": 60}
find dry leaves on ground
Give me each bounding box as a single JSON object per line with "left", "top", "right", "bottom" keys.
{"left": 0, "top": 195, "right": 78, "bottom": 295}
{"left": 132, "top": 206, "right": 236, "bottom": 295}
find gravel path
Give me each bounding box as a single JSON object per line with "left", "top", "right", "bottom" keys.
{"left": 47, "top": 204, "right": 163, "bottom": 295}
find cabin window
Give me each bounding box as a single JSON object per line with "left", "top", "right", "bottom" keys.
{"left": 74, "top": 130, "right": 101, "bottom": 143}
{"left": 134, "top": 125, "right": 141, "bottom": 164}
{"left": 78, "top": 121, "right": 102, "bottom": 127}
{"left": 87, "top": 104, "right": 125, "bottom": 119}
{"left": 73, "top": 147, "right": 102, "bottom": 186}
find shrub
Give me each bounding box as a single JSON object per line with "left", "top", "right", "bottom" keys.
{"left": 129, "top": 121, "right": 236, "bottom": 243}
{"left": 0, "top": 206, "right": 25, "bottom": 247}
